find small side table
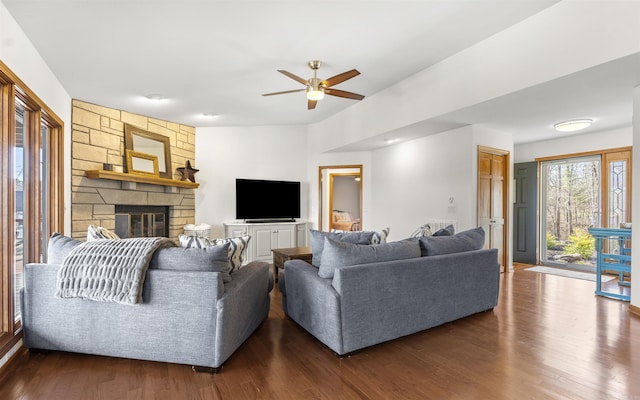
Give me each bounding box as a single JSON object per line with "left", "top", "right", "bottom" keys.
{"left": 271, "top": 246, "right": 312, "bottom": 282}
{"left": 587, "top": 227, "right": 631, "bottom": 301}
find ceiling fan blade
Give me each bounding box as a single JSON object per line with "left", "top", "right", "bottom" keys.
{"left": 321, "top": 69, "right": 360, "bottom": 88}
{"left": 262, "top": 88, "right": 306, "bottom": 96}
{"left": 278, "top": 70, "right": 309, "bottom": 86}
{"left": 308, "top": 99, "right": 318, "bottom": 110}
{"left": 325, "top": 88, "right": 365, "bottom": 101}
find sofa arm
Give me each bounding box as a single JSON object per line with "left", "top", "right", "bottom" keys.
{"left": 283, "top": 260, "right": 344, "bottom": 354}
{"left": 214, "top": 261, "right": 271, "bottom": 367}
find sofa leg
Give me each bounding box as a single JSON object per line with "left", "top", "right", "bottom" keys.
{"left": 28, "top": 348, "right": 50, "bottom": 354}
{"left": 337, "top": 349, "right": 361, "bottom": 359}
{"left": 192, "top": 365, "right": 219, "bottom": 374}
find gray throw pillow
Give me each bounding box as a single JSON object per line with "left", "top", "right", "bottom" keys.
{"left": 318, "top": 237, "right": 421, "bottom": 279}
{"left": 150, "top": 242, "right": 232, "bottom": 282}
{"left": 309, "top": 229, "right": 375, "bottom": 267}
{"left": 418, "top": 227, "right": 485, "bottom": 256}
{"left": 432, "top": 224, "right": 455, "bottom": 236}
{"left": 47, "top": 233, "right": 82, "bottom": 264}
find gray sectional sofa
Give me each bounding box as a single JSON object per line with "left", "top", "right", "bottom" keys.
{"left": 21, "top": 236, "right": 272, "bottom": 371}
{"left": 279, "top": 228, "right": 500, "bottom": 355}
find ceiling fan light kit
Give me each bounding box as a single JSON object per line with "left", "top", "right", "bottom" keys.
{"left": 307, "top": 87, "right": 325, "bottom": 101}
{"left": 263, "top": 60, "right": 365, "bottom": 109}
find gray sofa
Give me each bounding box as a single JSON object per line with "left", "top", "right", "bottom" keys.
{"left": 279, "top": 230, "right": 500, "bottom": 355}
{"left": 21, "top": 243, "right": 271, "bottom": 371}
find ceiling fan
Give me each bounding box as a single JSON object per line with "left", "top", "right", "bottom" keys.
{"left": 262, "top": 60, "right": 365, "bottom": 110}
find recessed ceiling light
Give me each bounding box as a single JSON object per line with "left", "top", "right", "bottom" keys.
{"left": 145, "top": 93, "right": 166, "bottom": 101}
{"left": 553, "top": 119, "right": 593, "bottom": 132}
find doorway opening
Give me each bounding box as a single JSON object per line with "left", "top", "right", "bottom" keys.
{"left": 538, "top": 148, "right": 631, "bottom": 271}
{"left": 318, "top": 165, "right": 363, "bottom": 232}
{"left": 478, "top": 146, "right": 509, "bottom": 272}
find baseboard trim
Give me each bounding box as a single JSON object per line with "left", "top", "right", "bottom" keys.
{"left": 0, "top": 341, "right": 26, "bottom": 380}
{"left": 629, "top": 304, "right": 640, "bottom": 318}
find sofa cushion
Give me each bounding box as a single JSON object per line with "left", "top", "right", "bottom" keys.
{"left": 210, "top": 235, "right": 251, "bottom": 273}
{"left": 47, "top": 232, "right": 82, "bottom": 264}
{"left": 330, "top": 227, "right": 390, "bottom": 243}
{"left": 87, "top": 225, "right": 120, "bottom": 241}
{"left": 318, "top": 237, "right": 421, "bottom": 278}
{"left": 432, "top": 224, "right": 455, "bottom": 236}
{"left": 310, "top": 229, "right": 375, "bottom": 267}
{"left": 150, "top": 242, "right": 232, "bottom": 282}
{"left": 418, "top": 227, "right": 485, "bottom": 256}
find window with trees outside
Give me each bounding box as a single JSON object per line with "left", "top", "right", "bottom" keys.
{"left": 0, "top": 60, "right": 64, "bottom": 359}
{"left": 539, "top": 148, "right": 632, "bottom": 270}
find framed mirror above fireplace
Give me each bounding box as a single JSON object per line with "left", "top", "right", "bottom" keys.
{"left": 124, "top": 124, "right": 172, "bottom": 179}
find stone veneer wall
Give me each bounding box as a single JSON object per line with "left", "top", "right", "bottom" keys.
{"left": 71, "top": 99, "right": 196, "bottom": 240}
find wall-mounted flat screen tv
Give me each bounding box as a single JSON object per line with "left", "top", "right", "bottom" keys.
{"left": 236, "top": 178, "right": 301, "bottom": 221}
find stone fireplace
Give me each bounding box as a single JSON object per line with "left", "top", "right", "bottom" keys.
{"left": 71, "top": 100, "right": 196, "bottom": 240}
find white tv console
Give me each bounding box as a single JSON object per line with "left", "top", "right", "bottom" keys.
{"left": 223, "top": 221, "right": 308, "bottom": 263}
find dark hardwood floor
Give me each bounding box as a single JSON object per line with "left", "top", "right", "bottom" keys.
{"left": 1, "top": 269, "right": 638, "bottom": 399}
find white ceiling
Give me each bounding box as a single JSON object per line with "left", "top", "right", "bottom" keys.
{"left": 3, "top": 0, "right": 639, "bottom": 145}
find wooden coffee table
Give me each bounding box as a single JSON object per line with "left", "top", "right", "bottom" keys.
{"left": 271, "top": 246, "right": 312, "bottom": 282}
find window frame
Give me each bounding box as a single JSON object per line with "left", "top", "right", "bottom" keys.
{"left": 0, "top": 59, "right": 64, "bottom": 358}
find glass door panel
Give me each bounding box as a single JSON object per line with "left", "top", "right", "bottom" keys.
{"left": 540, "top": 156, "right": 600, "bottom": 269}
{"left": 601, "top": 150, "right": 632, "bottom": 260}
{"left": 14, "top": 103, "right": 26, "bottom": 322}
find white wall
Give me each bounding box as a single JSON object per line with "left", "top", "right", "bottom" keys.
{"left": 198, "top": 123, "right": 514, "bottom": 246}
{"left": 515, "top": 127, "right": 632, "bottom": 163}
{"left": 194, "top": 125, "right": 308, "bottom": 238}
{"left": 1, "top": 2, "right": 73, "bottom": 233}
{"left": 369, "top": 126, "right": 476, "bottom": 241}
{"left": 367, "top": 124, "right": 513, "bottom": 254}
{"left": 632, "top": 85, "right": 640, "bottom": 309}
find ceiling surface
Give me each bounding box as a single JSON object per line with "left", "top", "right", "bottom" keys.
{"left": 3, "top": 0, "right": 639, "bottom": 145}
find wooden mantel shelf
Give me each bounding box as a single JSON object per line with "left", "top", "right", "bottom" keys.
{"left": 85, "top": 170, "right": 199, "bottom": 189}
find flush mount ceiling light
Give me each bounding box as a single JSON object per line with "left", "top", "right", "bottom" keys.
{"left": 553, "top": 119, "right": 593, "bottom": 132}
{"left": 144, "top": 93, "right": 167, "bottom": 101}
{"left": 202, "top": 112, "right": 218, "bottom": 118}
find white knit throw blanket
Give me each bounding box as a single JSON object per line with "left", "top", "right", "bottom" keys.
{"left": 55, "top": 237, "right": 176, "bottom": 305}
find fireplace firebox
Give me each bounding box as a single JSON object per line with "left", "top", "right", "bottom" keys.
{"left": 115, "top": 205, "right": 169, "bottom": 238}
